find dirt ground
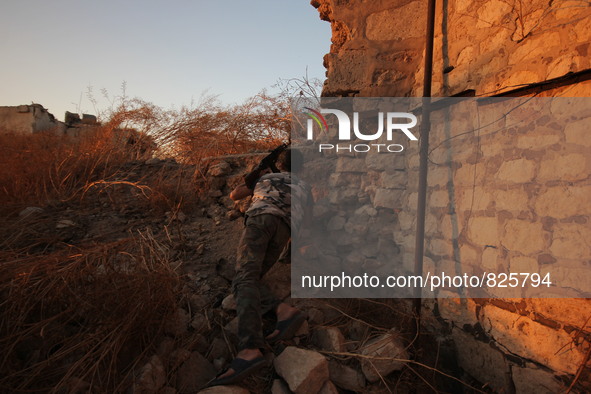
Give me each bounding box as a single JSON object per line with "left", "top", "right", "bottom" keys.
{"left": 0, "top": 157, "right": 468, "bottom": 394}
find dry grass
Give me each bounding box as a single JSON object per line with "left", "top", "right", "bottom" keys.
{"left": 0, "top": 127, "right": 152, "bottom": 216}
{"left": 0, "top": 230, "right": 180, "bottom": 393}
{"left": 0, "top": 95, "right": 291, "bottom": 392}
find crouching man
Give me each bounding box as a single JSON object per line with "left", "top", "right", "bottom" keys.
{"left": 208, "top": 146, "right": 311, "bottom": 386}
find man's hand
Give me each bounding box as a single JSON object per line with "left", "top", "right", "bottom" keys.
{"left": 230, "top": 184, "right": 253, "bottom": 201}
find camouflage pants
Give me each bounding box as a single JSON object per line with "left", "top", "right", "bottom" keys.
{"left": 232, "top": 214, "right": 290, "bottom": 351}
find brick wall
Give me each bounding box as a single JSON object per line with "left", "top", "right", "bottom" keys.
{"left": 312, "top": 0, "right": 591, "bottom": 391}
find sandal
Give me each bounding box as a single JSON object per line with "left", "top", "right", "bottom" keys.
{"left": 266, "top": 311, "right": 307, "bottom": 343}
{"left": 206, "top": 356, "right": 267, "bottom": 387}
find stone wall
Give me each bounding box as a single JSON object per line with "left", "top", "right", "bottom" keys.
{"left": 0, "top": 104, "right": 101, "bottom": 137}
{"left": 314, "top": 0, "right": 591, "bottom": 97}
{"left": 0, "top": 104, "right": 63, "bottom": 135}
{"left": 312, "top": 0, "right": 591, "bottom": 391}
{"left": 416, "top": 94, "right": 591, "bottom": 392}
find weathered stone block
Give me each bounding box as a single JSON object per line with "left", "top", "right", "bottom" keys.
{"left": 503, "top": 71, "right": 543, "bottom": 92}
{"left": 511, "top": 362, "right": 566, "bottom": 394}
{"left": 509, "top": 33, "right": 560, "bottom": 66}
{"left": 437, "top": 296, "right": 478, "bottom": 327}
{"left": 274, "top": 347, "right": 329, "bottom": 394}
{"left": 549, "top": 222, "right": 591, "bottom": 260}
{"left": 493, "top": 187, "right": 530, "bottom": 212}
{"left": 319, "top": 380, "right": 339, "bottom": 394}
{"left": 427, "top": 165, "right": 451, "bottom": 187}
{"left": 366, "top": 2, "right": 427, "bottom": 41}
{"left": 428, "top": 237, "right": 454, "bottom": 257}
{"left": 324, "top": 50, "right": 371, "bottom": 92}
{"left": 481, "top": 247, "right": 499, "bottom": 271}
{"left": 480, "top": 305, "right": 585, "bottom": 374}
{"left": 456, "top": 45, "right": 476, "bottom": 67}
{"left": 429, "top": 189, "right": 449, "bottom": 208}
{"left": 164, "top": 308, "right": 190, "bottom": 337}
{"left": 516, "top": 133, "right": 561, "bottom": 150}
{"left": 359, "top": 330, "right": 408, "bottom": 383}
{"left": 509, "top": 256, "right": 538, "bottom": 274}
{"left": 496, "top": 158, "right": 536, "bottom": 184}
{"left": 535, "top": 186, "right": 591, "bottom": 218}
{"left": 397, "top": 210, "right": 415, "bottom": 232}
{"left": 198, "top": 386, "right": 250, "bottom": 394}
{"left": 564, "top": 117, "right": 591, "bottom": 147}
{"left": 176, "top": 352, "right": 216, "bottom": 393}
{"left": 467, "top": 216, "right": 499, "bottom": 246}
{"left": 452, "top": 328, "right": 509, "bottom": 392}
{"left": 381, "top": 170, "right": 406, "bottom": 188}
{"left": 328, "top": 360, "right": 366, "bottom": 392}
{"left": 538, "top": 153, "right": 587, "bottom": 182}
{"left": 328, "top": 187, "right": 359, "bottom": 205}
{"left": 271, "top": 379, "right": 291, "bottom": 394}
{"left": 453, "top": 163, "right": 485, "bottom": 186}
{"left": 312, "top": 326, "right": 346, "bottom": 353}
{"left": 365, "top": 152, "right": 405, "bottom": 171}
{"left": 475, "top": 0, "right": 512, "bottom": 29}
{"left": 501, "top": 219, "right": 545, "bottom": 255}
{"left": 547, "top": 54, "right": 583, "bottom": 79}
{"left": 329, "top": 172, "right": 362, "bottom": 188}
{"left": 336, "top": 157, "right": 367, "bottom": 173}
{"left": 541, "top": 264, "right": 591, "bottom": 294}
{"left": 135, "top": 355, "right": 166, "bottom": 394}
{"left": 527, "top": 298, "right": 591, "bottom": 331}
{"left": 373, "top": 188, "right": 403, "bottom": 209}
{"left": 221, "top": 294, "right": 236, "bottom": 311}
{"left": 459, "top": 243, "right": 480, "bottom": 265}
{"left": 208, "top": 161, "right": 231, "bottom": 177}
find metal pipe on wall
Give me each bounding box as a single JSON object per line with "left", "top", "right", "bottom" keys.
{"left": 413, "top": 0, "right": 437, "bottom": 323}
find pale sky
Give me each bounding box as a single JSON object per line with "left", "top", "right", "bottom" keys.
{"left": 0, "top": 1, "right": 331, "bottom": 121}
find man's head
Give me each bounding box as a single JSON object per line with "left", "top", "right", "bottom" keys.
{"left": 277, "top": 147, "right": 303, "bottom": 173}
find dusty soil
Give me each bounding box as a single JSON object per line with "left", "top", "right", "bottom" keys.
{"left": 0, "top": 157, "right": 455, "bottom": 394}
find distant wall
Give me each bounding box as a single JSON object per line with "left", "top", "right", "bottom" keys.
{"left": 312, "top": 0, "right": 591, "bottom": 391}
{"left": 0, "top": 104, "right": 63, "bottom": 135}
{"left": 0, "top": 104, "right": 102, "bottom": 138}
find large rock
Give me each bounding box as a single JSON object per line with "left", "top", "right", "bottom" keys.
{"left": 208, "top": 161, "right": 231, "bottom": 177}
{"left": 274, "top": 346, "right": 329, "bottom": 394}
{"left": 319, "top": 380, "right": 339, "bottom": 394}
{"left": 501, "top": 219, "right": 546, "bottom": 255}
{"left": 134, "top": 355, "right": 166, "bottom": 394}
{"left": 452, "top": 328, "right": 508, "bottom": 392}
{"left": 328, "top": 360, "right": 366, "bottom": 392}
{"left": 366, "top": 1, "right": 428, "bottom": 41}
{"left": 164, "top": 308, "right": 190, "bottom": 337}
{"left": 312, "top": 326, "right": 346, "bottom": 353}
{"left": 358, "top": 330, "right": 408, "bottom": 383}
{"left": 511, "top": 362, "right": 566, "bottom": 393}
{"left": 549, "top": 222, "right": 591, "bottom": 261}
{"left": 480, "top": 305, "right": 585, "bottom": 374}
{"left": 271, "top": 379, "right": 291, "bottom": 394}
{"left": 221, "top": 294, "right": 236, "bottom": 311}
{"left": 197, "top": 386, "right": 249, "bottom": 394}
{"left": 175, "top": 352, "right": 216, "bottom": 393}
{"left": 534, "top": 185, "right": 591, "bottom": 218}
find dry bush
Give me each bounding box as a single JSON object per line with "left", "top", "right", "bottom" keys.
{"left": 0, "top": 85, "right": 304, "bottom": 392}
{"left": 0, "top": 230, "right": 180, "bottom": 393}
{"left": 151, "top": 93, "right": 290, "bottom": 164}
{"left": 0, "top": 126, "right": 154, "bottom": 216}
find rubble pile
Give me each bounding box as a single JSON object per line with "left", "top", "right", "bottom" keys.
{"left": 3, "top": 155, "right": 420, "bottom": 393}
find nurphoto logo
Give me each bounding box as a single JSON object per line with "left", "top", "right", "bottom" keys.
{"left": 304, "top": 106, "right": 418, "bottom": 153}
